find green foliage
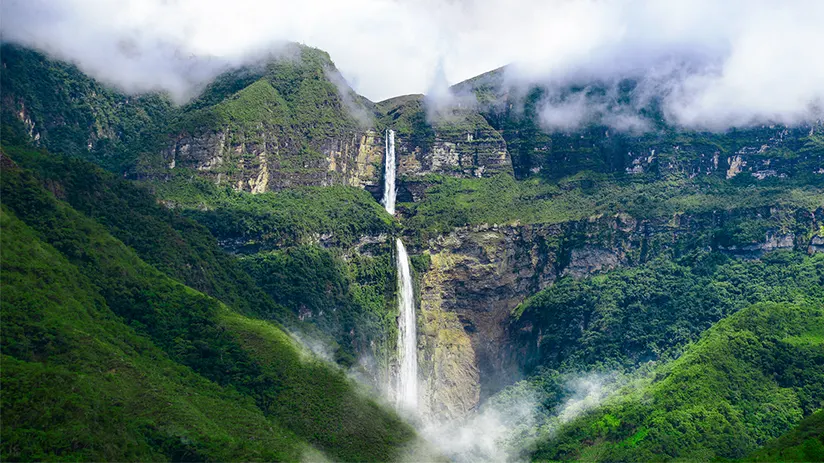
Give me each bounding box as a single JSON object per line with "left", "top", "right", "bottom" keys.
{"left": 514, "top": 251, "right": 824, "bottom": 376}
{"left": 401, "top": 172, "right": 824, "bottom": 241}
{"left": 220, "top": 311, "right": 414, "bottom": 461}
{"left": 173, "top": 78, "right": 290, "bottom": 135}
{"left": 4, "top": 145, "right": 291, "bottom": 322}
{"left": 0, "top": 44, "right": 175, "bottom": 172}
{"left": 152, "top": 172, "right": 393, "bottom": 249}
{"left": 0, "top": 151, "right": 417, "bottom": 462}
{"left": 533, "top": 301, "right": 824, "bottom": 462}
{"left": 0, "top": 207, "right": 305, "bottom": 462}
{"left": 239, "top": 245, "right": 398, "bottom": 366}
{"left": 744, "top": 410, "right": 824, "bottom": 462}
{"left": 494, "top": 251, "right": 824, "bottom": 461}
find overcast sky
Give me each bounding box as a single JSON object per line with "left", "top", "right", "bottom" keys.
{"left": 3, "top": 0, "right": 824, "bottom": 129}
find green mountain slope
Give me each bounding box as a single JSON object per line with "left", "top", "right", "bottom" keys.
{"left": 4, "top": 145, "right": 291, "bottom": 320}
{"left": 0, "top": 151, "right": 421, "bottom": 462}
{"left": 1, "top": 207, "right": 305, "bottom": 461}
{"left": 744, "top": 410, "right": 824, "bottom": 462}
{"left": 0, "top": 44, "right": 175, "bottom": 171}
{"left": 512, "top": 252, "right": 824, "bottom": 375}
{"left": 531, "top": 301, "right": 824, "bottom": 461}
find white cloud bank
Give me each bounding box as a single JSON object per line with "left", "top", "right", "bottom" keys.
{"left": 3, "top": 0, "right": 824, "bottom": 129}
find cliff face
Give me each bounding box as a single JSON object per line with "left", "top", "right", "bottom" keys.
{"left": 379, "top": 95, "right": 514, "bottom": 181}
{"left": 394, "top": 129, "right": 511, "bottom": 179}
{"left": 163, "top": 128, "right": 384, "bottom": 192}
{"left": 509, "top": 125, "right": 823, "bottom": 181}
{"left": 414, "top": 206, "right": 824, "bottom": 421}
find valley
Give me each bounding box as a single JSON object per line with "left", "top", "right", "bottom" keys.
{"left": 1, "top": 41, "right": 823, "bottom": 462}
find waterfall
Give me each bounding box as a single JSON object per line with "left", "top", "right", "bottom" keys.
{"left": 381, "top": 129, "right": 417, "bottom": 410}
{"left": 395, "top": 238, "right": 418, "bottom": 410}
{"left": 382, "top": 129, "right": 396, "bottom": 215}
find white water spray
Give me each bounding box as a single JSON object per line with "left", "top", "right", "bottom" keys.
{"left": 382, "top": 129, "right": 396, "bottom": 215}
{"left": 395, "top": 238, "right": 418, "bottom": 411}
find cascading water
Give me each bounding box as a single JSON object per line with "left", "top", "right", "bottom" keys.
{"left": 395, "top": 238, "right": 418, "bottom": 410}
{"left": 382, "top": 129, "right": 396, "bottom": 215}
{"left": 381, "top": 129, "right": 417, "bottom": 411}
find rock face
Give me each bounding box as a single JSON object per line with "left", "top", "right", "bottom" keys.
{"left": 164, "top": 128, "right": 384, "bottom": 193}
{"left": 415, "top": 206, "right": 824, "bottom": 421}
{"left": 379, "top": 94, "right": 514, "bottom": 179}
{"left": 507, "top": 125, "right": 823, "bottom": 181}
{"left": 395, "top": 127, "right": 512, "bottom": 179}
{"left": 417, "top": 225, "right": 559, "bottom": 421}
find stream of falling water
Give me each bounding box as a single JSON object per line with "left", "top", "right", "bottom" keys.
{"left": 382, "top": 129, "right": 396, "bottom": 215}
{"left": 381, "top": 129, "right": 418, "bottom": 411}
{"left": 395, "top": 238, "right": 418, "bottom": 410}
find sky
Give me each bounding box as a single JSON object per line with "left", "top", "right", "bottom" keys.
{"left": 3, "top": 0, "right": 824, "bottom": 130}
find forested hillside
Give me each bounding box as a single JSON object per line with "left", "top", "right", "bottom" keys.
{"left": 0, "top": 148, "right": 427, "bottom": 461}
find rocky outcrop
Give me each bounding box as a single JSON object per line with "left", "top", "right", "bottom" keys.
{"left": 379, "top": 94, "right": 514, "bottom": 179}
{"left": 718, "top": 231, "right": 796, "bottom": 257}
{"left": 562, "top": 246, "right": 621, "bottom": 278}
{"left": 395, "top": 128, "right": 512, "bottom": 179}
{"left": 164, "top": 128, "right": 384, "bottom": 193}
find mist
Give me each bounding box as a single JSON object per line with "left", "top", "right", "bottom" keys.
{"left": 3, "top": 0, "right": 824, "bottom": 129}
{"left": 414, "top": 371, "right": 620, "bottom": 462}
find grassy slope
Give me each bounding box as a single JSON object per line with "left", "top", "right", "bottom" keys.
{"left": 532, "top": 301, "right": 824, "bottom": 462}
{"left": 0, "top": 154, "right": 418, "bottom": 462}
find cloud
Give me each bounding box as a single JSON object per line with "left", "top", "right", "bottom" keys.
{"left": 554, "top": 373, "right": 612, "bottom": 424}
{"left": 3, "top": 0, "right": 824, "bottom": 129}
{"left": 424, "top": 57, "right": 479, "bottom": 123}
{"left": 324, "top": 67, "right": 374, "bottom": 128}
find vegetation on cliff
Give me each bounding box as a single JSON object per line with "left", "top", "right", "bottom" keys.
{"left": 513, "top": 251, "right": 824, "bottom": 375}
{"left": 400, "top": 171, "right": 824, "bottom": 241}
{"left": 492, "top": 250, "right": 824, "bottom": 461}
{"left": 0, "top": 44, "right": 175, "bottom": 172}
{"left": 151, "top": 172, "right": 392, "bottom": 249}
{"left": 744, "top": 410, "right": 824, "bottom": 462}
